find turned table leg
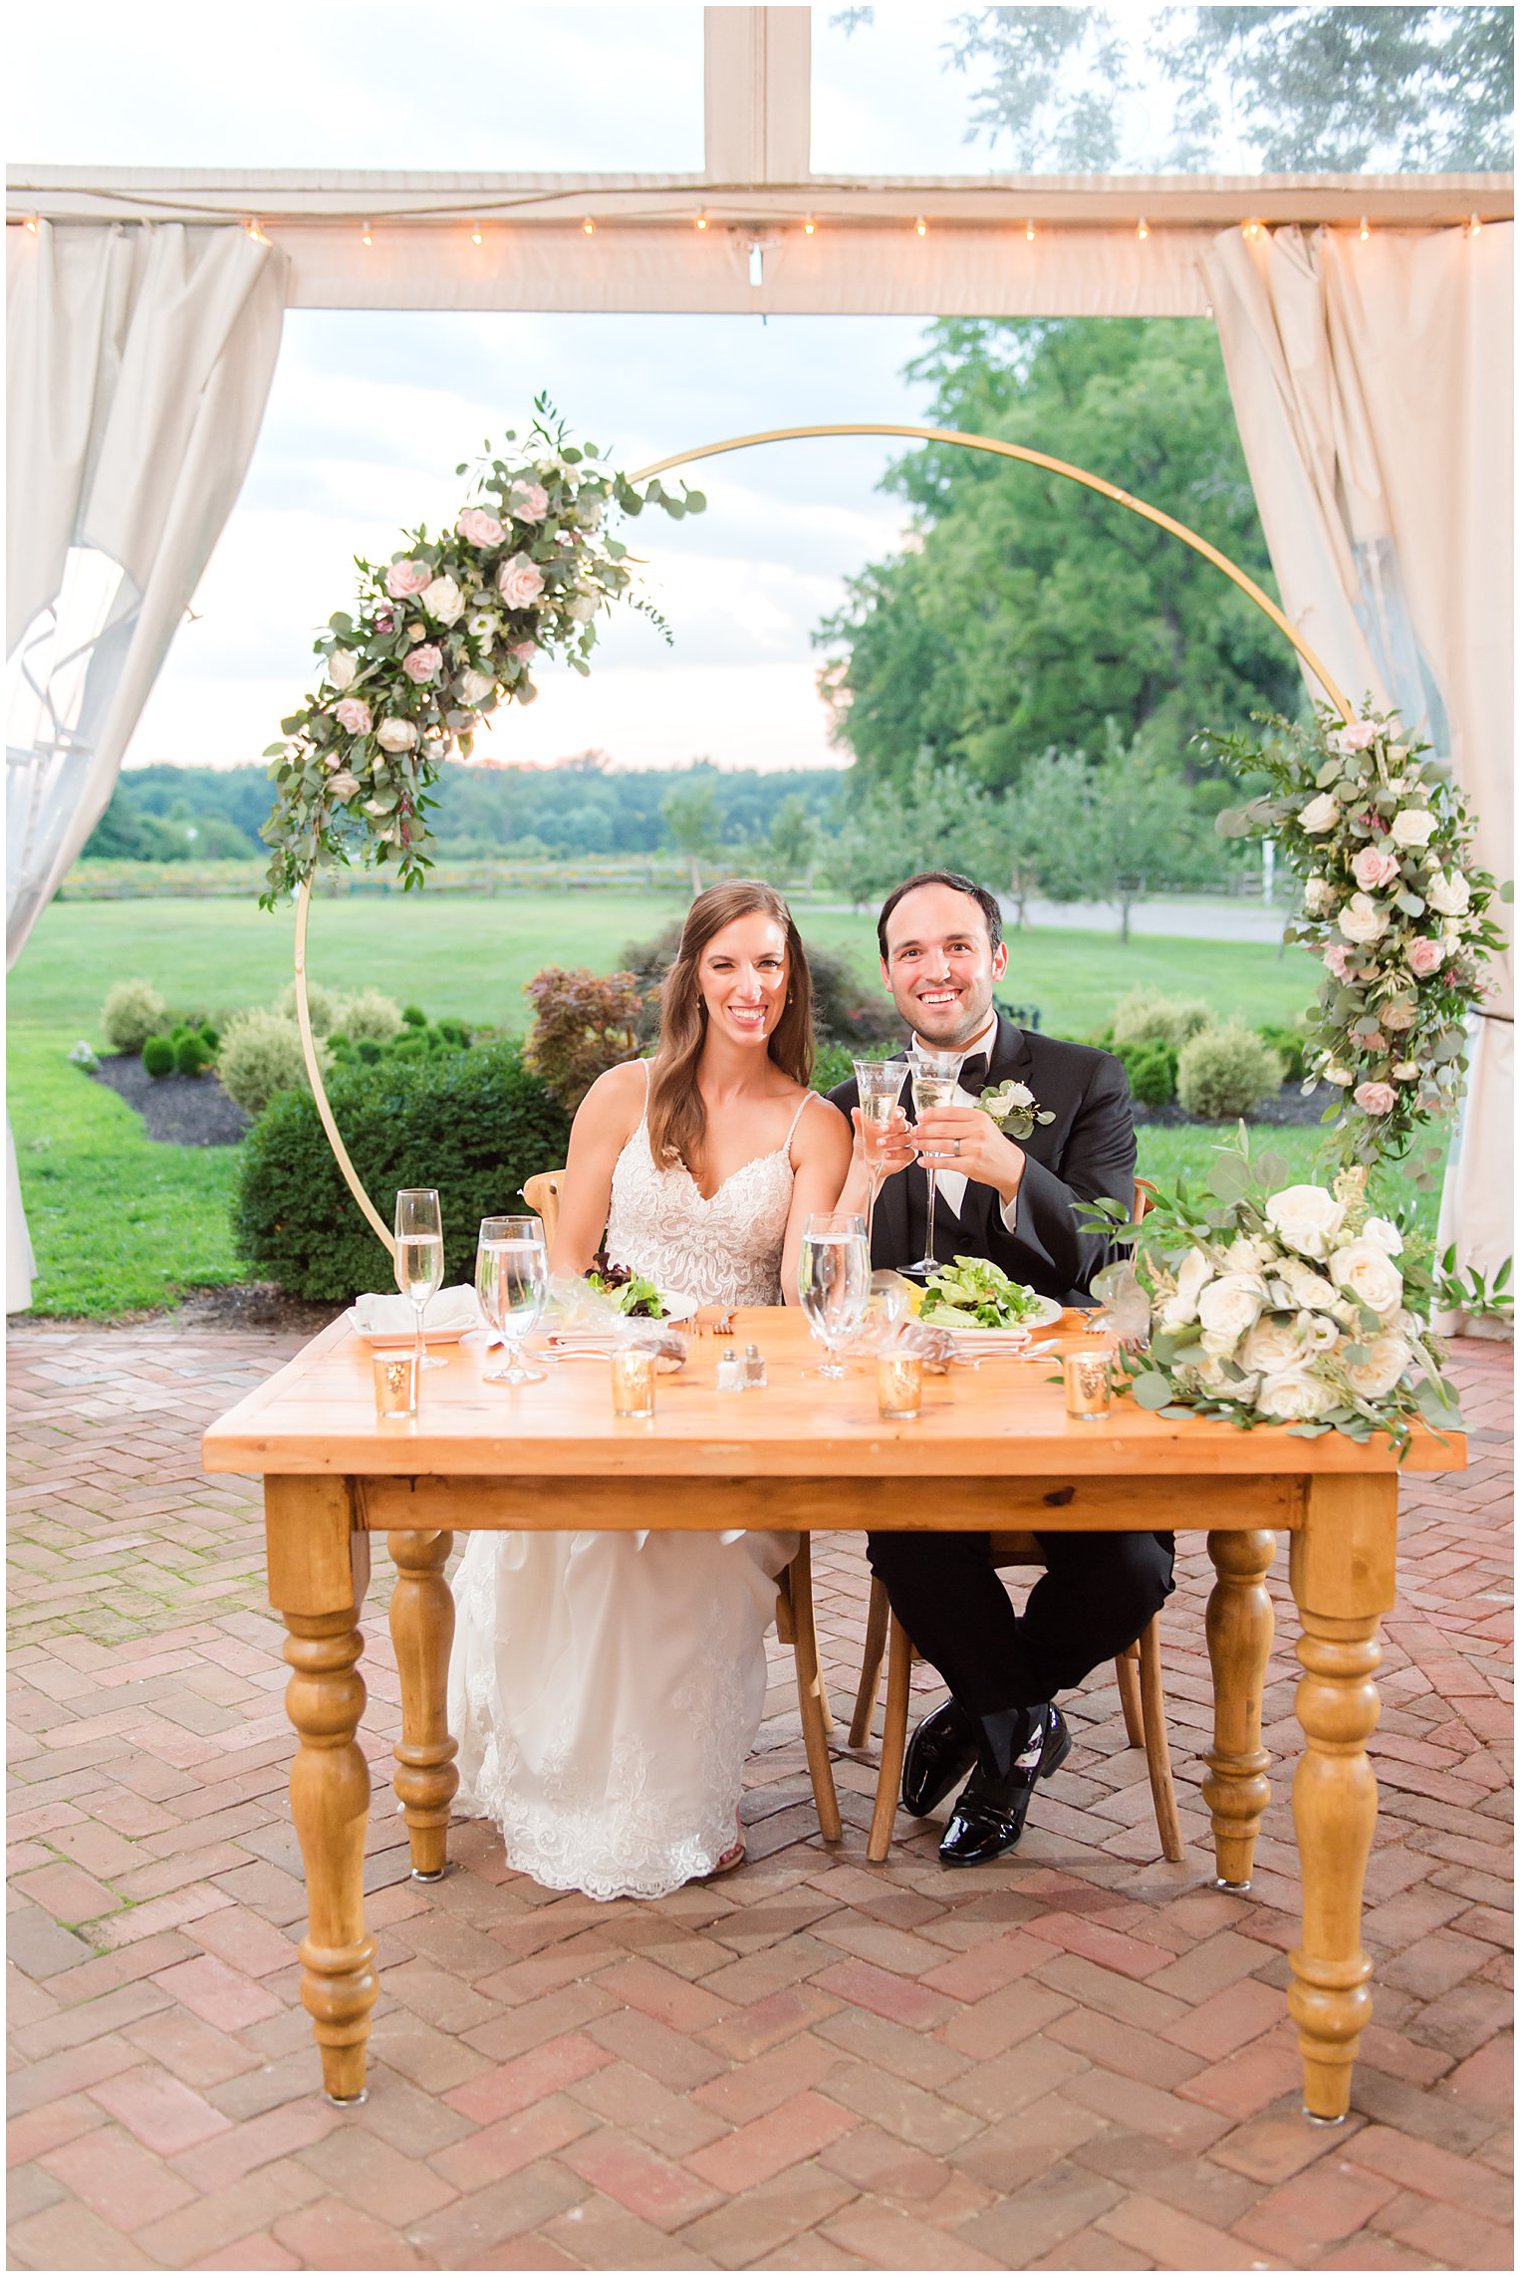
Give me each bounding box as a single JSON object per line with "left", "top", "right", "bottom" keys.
{"left": 268, "top": 1479, "right": 377, "bottom": 2105}
{"left": 387, "top": 1529, "right": 459, "bottom": 1879}
{"left": 1288, "top": 1475, "right": 1397, "bottom": 2123}
{"left": 1204, "top": 1528, "right": 1276, "bottom": 1890}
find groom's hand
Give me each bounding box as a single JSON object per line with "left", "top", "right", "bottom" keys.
{"left": 911, "top": 1107, "right": 1027, "bottom": 1206}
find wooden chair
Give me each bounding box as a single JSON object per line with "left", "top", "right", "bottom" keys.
{"left": 518, "top": 1166, "right": 842, "bottom": 1845}
{"left": 848, "top": 1175, "right": 1183, "bottom": 1867}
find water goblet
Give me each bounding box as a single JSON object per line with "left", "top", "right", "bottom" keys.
{"left": 395, "top": 1188, "right": 446, "bottom": 1372}
{"left": 905, "top": 1048, "right": 963, "bottom": 1276}
{"left": 853, "top": 1057, "right": 909, "bottom": 1250}
{"left": 475, "top": 1215, "right": 549, "bottom": 1386}
{"left": 798, "top": 1211, "right": 871, "bottom": 1380}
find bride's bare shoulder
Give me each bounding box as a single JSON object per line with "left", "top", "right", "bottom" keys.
{"left": 571, "top": 1057, "right": 649, "bottom": 1142}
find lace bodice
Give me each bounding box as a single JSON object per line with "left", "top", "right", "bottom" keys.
{"left": 604, "top": 1069, "right": 815, "bottom": 1308}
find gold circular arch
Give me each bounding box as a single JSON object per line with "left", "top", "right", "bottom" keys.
{"left": 296, "top": 421, "right": 1353, "bottom": 1255}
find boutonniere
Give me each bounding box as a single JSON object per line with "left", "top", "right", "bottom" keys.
{"left": 977, "top": 1079, "right": 1055, "bottom": 1141}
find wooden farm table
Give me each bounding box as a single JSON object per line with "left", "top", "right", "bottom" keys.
{"left": 202, "top": 1304, "right": 1463, "bottom": 2122}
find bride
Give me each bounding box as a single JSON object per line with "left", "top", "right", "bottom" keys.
{"left": 448, "top": 881, "right": 852, "bottom": 1899}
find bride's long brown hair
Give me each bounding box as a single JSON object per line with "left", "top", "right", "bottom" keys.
{"left": 647, "top": 881, "right": 815, "bottom": 1173}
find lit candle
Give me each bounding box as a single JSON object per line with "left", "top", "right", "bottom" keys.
{"left": 611, "top": 1347, "right": 655, "bottom": 1419}
{"left": 877, "top": 1352, "right": 923, "bottom": 1422}
{"left": 373, "top": 1351, "right": 419, "bottom": 1419}
{"left": 1063, "top": 1353, "right": 1111, "bottom": 1420}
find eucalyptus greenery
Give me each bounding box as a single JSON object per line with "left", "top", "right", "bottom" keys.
{"left": 258, "top": 399, "right": 704, "bottom": 906}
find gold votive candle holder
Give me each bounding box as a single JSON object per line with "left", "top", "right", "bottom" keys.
{"left": 373, "top": 1350, "right": 419, "bottom": 1420}
{"left": 1063, "top": 1352, "right": 1111, "bottom": 1420}
{"left": 877, "top": 1352, "right": 924, "bottom": 1421}
{"left": 611, "top": 1346, "right": 655, "bottom": 1419}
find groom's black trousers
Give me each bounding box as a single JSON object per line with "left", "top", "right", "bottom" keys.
{"left": 866, "top": 1528, "right": 1176, "bottom": 1716}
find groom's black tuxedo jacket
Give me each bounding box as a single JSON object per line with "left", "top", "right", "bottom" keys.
{"left": 828, "top": 1013, "right": 1135, "bottom": 1306}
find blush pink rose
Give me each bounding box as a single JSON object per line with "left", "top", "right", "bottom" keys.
{"left": 1407, "top": 936, "right": 1445, "bottom": 978}
{"left": 402, "top": 643, "right": 443, "bottom": 683}
{"left": 1323, "top": 944, "right": 1356, "bottom": 981}
{"left": 457, "top": 508, "right": 505, "bottom": 548}
{"left": 385, "top": 559, "right": 430, "bottom": 599}
{"left": 374, "top": 609, "right": 394, "bottom": 634}
{"left": 496, "top": 556, "right": 545, "bottom": 609}
{"left": 1352, "top": 844, "right": 1399, "bottom": 891}
{"left": 1354, "top": 1081, "right": 1397, "bottom": 1116}
{"left": 512, "top": 639, "right": 537, "bottom": 661}
{"left": 509, "top": 482, "right": 550, "bottom": 523}
{"left": 333, "top": 697, "right": 373, "bottom": 736}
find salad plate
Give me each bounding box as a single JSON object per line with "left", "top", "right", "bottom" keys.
{"left": 915, "top": 1256, "right": 1062, "bottom": 1335}
{"left": 936, "top": 1303, "right": 1063, "bottom": 1340}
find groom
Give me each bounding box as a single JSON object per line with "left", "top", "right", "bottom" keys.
{"left": 830, "top": 870, "right": 1174, "bottom": 1865}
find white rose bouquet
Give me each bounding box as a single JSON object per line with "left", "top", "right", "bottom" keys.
{"left": 1094, "top": 1129, "right": 1460, "bottom": 1452}
{"left": 259, "top": 397, "right": 704, "bottom": 904}
{"left": 1209, "top": 707, "right": 1506, "bottom": 1174}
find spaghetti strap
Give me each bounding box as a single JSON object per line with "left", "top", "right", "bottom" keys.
{"left": 783, "top": 1090, "right": 816, "bottom": 1153}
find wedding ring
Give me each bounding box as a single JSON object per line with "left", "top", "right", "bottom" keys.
{"left": 953, "top": 1139, "right": 961, "bottom": 1158}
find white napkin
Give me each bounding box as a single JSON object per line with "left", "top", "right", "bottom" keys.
{"left": 353, "top": 1284, "right": 481, "bottom": 1337}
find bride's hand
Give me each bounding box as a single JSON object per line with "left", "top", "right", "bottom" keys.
{"left": 851, "top": 1105, "right": 915, "bottom": 1179}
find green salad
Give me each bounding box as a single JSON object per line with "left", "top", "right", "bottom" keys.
{"left": 585, "top": 1258, "right": 668, "bottom": 1319}
{"left": 918, "top": 1256, "right": 1044, "bottom": 1329}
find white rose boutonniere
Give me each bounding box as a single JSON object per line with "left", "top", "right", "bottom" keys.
{"left": 977, "top": 1079, "right": 1055, "bottom": 1142}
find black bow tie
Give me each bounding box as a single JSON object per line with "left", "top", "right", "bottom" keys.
{"left": 958, "top": 1051, "right": 990, "bottom": 1093}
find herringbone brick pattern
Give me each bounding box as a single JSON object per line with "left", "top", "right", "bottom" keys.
{"left": 7, "top": 1321, "right": 1511, "bottom": 2271}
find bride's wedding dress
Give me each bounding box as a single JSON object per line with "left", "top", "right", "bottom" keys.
{"left": 447, "top": 1081, "right": 814, "bottom": 1899}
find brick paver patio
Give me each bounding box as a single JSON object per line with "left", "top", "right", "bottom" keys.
{"left": 7, "top": 1321, "right": 1512, "bottom": 2272}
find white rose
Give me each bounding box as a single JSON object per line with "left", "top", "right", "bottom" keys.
{"left": 1197, "top": 1274, "right": 1268, "bottom": 1350}
{"left": 1393, "top": 1061, "right": 1420, "bottom": 1081}
{"left": 420, "top": 574, "right": 465, "bottom": 626}
{"left": 1381, "top": 999, "right": 1419, "bottom": 1030}
{"left": 376, "top": 718, "right": 419, "bottom": 752}
{"left": 1301, "top": 1311, "right": 1341, "bottom": 1353}
{"left": 1265, "top": 1185, "right": 1347, "bottom": 1261}
{"left": 1226, "top": 1234, "right": 1274, "bottom": 1274}
{"left": 1389, "top": 808, "right": 1436, "bottom": 848}
{"left": 457, "top": 669, "right": 494, "bottom": 705}
{"left": 1426, "top": 870, "right": 1471, "bottom": 917}
{"left": 1257, "top": 1365, "right": 1340, "bottom": 1422}
{"left": 1338, "top": 892, "right": 1390, "bottom": 945}
{"left": 1242, "top": 1315, "right": 1309, "bottom": 1375}
{"left": 1298, "top": 792, "right": 1341, "bottom": 834}
{"left": 326, "top": 770, "right": 360, "bottom": 800}
{"left": 1361, "top": 1217, "right": 1403, "bottom": 1257}
{"left": 327, "top": 649, "right": 358, "bottom": 690}
{"left": 1328, "top": 1237, "right": 1404, "bottom": 1316}
{"left": 1343, "top": 1333, "right": 1411, "bottom": 1400}
{"left": 1323, "top": 1065, "right": 1354, "bottom": 1086}
{"left": 1303, "top": 876, "right": 1335, "bottom": 917}
{"left": 1277, "top": 1258, "right": 1338, "bottom": 1312}
{"left": 567, "top": 591, "right": 599, "bottom": 624}
{"left": 1162, "top": 1248, "right": 1214, "bottom": 1328}
{"left": 466, "top": 609, "right": 497, "bottom": 641}
{"left": 1193, "top": 1356, "right": 1260, "bottom": 1404}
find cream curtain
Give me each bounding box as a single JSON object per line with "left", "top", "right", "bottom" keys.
{"left": 6, "top": 220, "right": 286, "bottom": 1309}
{"left": 1204, "top": 223, "right": 1513, "bottom": 1294}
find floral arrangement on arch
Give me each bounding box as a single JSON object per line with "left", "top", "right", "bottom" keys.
{"left": 1210, "top": 707, "right": 1505, "bottom": 1169}
{"left": 1099, "top": 1131, "right": 1458, "bottom": 1453}
{"left": 259, "top": 400, "right": 704, "bottom": 906}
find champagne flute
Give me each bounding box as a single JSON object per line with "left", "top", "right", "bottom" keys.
{"left": 854, "top": 1057, "right": 908, "bottom": 1251}
{"left": 798, "top": 1211, "right": 871, "bottom": 1380}
{"left": 906, "top": 1049, "right": 963, "bottom": 1276}
{"left": 475, "top": 1215, "right": 549, "bottom": 1386}
{"left": 395, "top": 1188, "right": 446, "bottom": 1373}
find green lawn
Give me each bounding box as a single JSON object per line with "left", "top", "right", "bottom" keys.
{"left": 11, "top": 889, "right": 1333, "bottom": 1316}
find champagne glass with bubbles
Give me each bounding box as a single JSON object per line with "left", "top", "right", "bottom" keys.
{"left": 854, "top": 1058, "right": 908, "bottom": 1251}
{"left": 798, "top": 1211, "right": 871, "bottom": 1380}
{"left": 475, "top": 1215, "right": 549, "bottom": 1386}
{"left": 906, "top": 1049, "right": 963, "bottom": 1276}
{"left": 395, "top": 1188, "right": 446, "bottom": 1372}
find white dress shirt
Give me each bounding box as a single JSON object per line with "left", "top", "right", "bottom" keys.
{"left": 909, "top": 1012, "right": 1020, "bottom": 1235}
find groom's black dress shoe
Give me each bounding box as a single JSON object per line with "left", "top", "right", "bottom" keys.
{"left": 938, "top": 1704, "right": 1072, "bottom": 1867}
{"left": 901, "top": 1699, "right": 978, "bottom": 1816}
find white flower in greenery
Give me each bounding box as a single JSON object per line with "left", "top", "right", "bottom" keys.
{"left": 1265, "top": 1185, "right": 1347, "bottom": 1260}
{"left": 1301, "top": 1311, "right": 1341, "bottom": 1353}
{"left": 457, "top": 669, "right": 494, "bottom": 705}
{"left": 1323, "top": 1065, "right": 1354, "bottom": 1086}
{"left": 420, "top": 574, "right": 465, "bottom": 626}
{"left": 1338, "top": 893, "right": 1390, "bottom": 945}
{"left": 1427, "top": 869, "right": 1471, "bottom": 917}
{"left": 1393, "top": 1060, "right": 1421, "bottom": 1081}
{"left": 326, "top": 770, "right": 360, "bottom": 800}
{"left": 1343, "top": 1333, "right": 1412, "bottom": 1400}
{"left": 1242, "top": 1315, "right": 1309, "bottom": 1376}
{"left": 1160, "top": 1247, "right": 1213, "bottom": 1330}
{"left": 1328, "top": 1238, "right": 1403, "bottom": 1317}
{"left": 1361, "top": 1217, "right": 1403, "bottom": 1257}
{"left": 326, "top": 649, "right": 358, "bottom": 690}
{"left": 1389, "top": 808, "right": 1437, "bottom": 849}
{"left": 1331, "top": 720, "right": 1380, "bottom": 752}
{"left": 466, "top": 609, "right": 497, "bottom": 641}
{"left": 1256, "top": 1366, "right": 1340, "bottom": 1422}
{"left": 1226, "top": 1234, "right": 1274, "bottom": 1274}
{"left": 376, "top": 718, "right": 419, "bottom": 752}
{"left": 1303, "top": 876, "right": 1336, "bottom": 917}
{"left": 1194, "top": 1356, "right": 1260, "bottom": 1403}
{"left": 1381, "top": 999, "right": 1419, "bottom": 1030}
{"left": 1196, "top": 1274, "right": 1269, "bottom": 1351}
{"left": 567, "top": 591, "right": 599, "bottom": 624}
{"left": 1278, "top": 1257, "right": 1338, "bottom": 1311}
{"left": 1298, "top": 792, "right": 1341, "bottom": 834}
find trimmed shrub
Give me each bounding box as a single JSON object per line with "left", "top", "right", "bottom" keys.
{"left": 199, "top": 1024, "right": 220, "bottom": 1053}
{"left": 524, "top": 966, "right": 644, "bottom": 1113}
{"left": 1112, "top": 990, "right": 1213, "bottom": 1053}
{"left": 402, "top": 1004, "right": 427, "bottom": 1027}
{"left": 1256, "top": 1020, "right": 1309, "bottom": 1084}
{"left": 1115, "top": 1037, "right": 1178, "bottom": 1107}
{"left": 102, "top": 978, "right": 168, "bottom": 1052}
{"left": 619, "top": 920, "right": 899, "bottom": 1045}
{"left": 275, "top": 979, "right": 345, "bottom": 1035}
{"left": 174, "top": 1032, "right": 212, "bottom": 1077}
{"left": 343, "top": 988, "right": 404, "bottom": 1045}
{"left": 142, "top": 1035, "right": 176, "bottom": 1078}
{"left": 356, "top": 1039, "right": 384, "bottom": 1065}
{"left": 233, "top": 1042, "right": 572, "bottom": 1301}
{"left": 1176, "top": 1023, "right": 1284, "bottom": 1121}
{"left": 218, "top": 1011, "right": 323, "bottom": 1119}
{"left": 435, "top": 1016, "right": 472, "bottom": 1048}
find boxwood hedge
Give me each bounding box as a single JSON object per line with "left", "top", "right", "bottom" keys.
{"left": 233, "top": 1041, "right": 572, "bottom": 1301}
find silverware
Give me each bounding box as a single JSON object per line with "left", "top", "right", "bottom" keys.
{"left": 712, "top": 1310, "right": 736, "bottom": 1338}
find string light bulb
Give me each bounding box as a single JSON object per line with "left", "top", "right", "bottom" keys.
{"left": 361, "top": 221, "right": 373, "bottom": 246}
{"left": 1136, "top": 216, "right": 1149, "bottom": 242}
{"left": 694, "top": 209, "right": 708, "bottom": 231}
{"left": 581, "top": 216, "right": 596, "bottom": 236}
{"left": 1467, "top": 211, "right": 1483, "bottom": 236}
{"left": 470, "top": 221, "right": 483, "bottom": 246}
{"left": 1242, "top": 217, "right": 1264, "bottom": 241}
{"left": 914, "top": 215, "right": 927, "bottom": 236}
{"left": 802, "top": 214, "right": 816, "bottom": 236}
{"left": 1024, "top": 220, "right": 1036, "bottom": 242}
{"left": 244, "top": 218, "right": 269, "bottom": 243}
{"left": 1358, "top": 216, "right": 1370, "bottom": 241}
{"left": 23, "top": 214, "right": 40, "bottom": 235}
